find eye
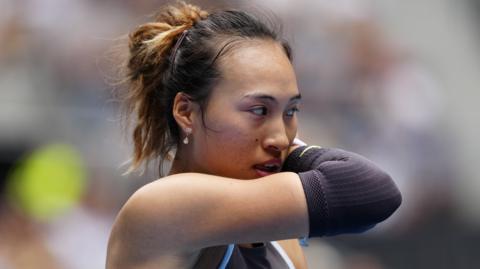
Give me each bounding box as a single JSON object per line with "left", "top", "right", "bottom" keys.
{"left": 285, "top": 107, "right": 299, "bottom": 117}
{"left": 250, "top": 106, "right": 268, "bottom": 116}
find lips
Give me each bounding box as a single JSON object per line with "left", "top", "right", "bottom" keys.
{"left": 253, "top": 158, "right": 282, "bottom": 176}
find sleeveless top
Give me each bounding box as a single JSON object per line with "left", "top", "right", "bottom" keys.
{"left": 193, "top": 241, "right": 296, "bottom": 269}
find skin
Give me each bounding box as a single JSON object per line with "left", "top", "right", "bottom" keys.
{"left": 107, "top": 39, "right": 309, "bottom": 269}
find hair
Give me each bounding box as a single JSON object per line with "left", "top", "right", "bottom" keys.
{"left": 122, "top": 1, "right": 292, "bottom": 174}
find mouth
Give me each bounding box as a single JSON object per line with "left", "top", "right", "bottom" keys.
{"left": 253, "top": 159, "right": 282, "bottom": 177}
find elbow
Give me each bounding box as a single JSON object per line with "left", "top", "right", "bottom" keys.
{"left": 320, "top": 153, "right": 403, "bottom": 236}
{"left": 348, "top": 152, "right": 402, "bottom": 224}
{"left": 323, "top": 170, "right": 402, "bottom": 236}
{"left": 355, "top": 169, "right": 402, "bottom": 229}
{"left": 373, "top": 171, "right": 402, "bottom": 222}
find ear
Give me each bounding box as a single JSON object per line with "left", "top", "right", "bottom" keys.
{"left": 172, "top": 92, "right": 198, "bottom": 133}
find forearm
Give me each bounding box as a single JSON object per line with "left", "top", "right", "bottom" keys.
{"left": 282, "top": 144, "right": 402, "bottom": 237}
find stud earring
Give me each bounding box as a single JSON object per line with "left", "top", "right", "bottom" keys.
{"left": 183, "top": 127, "right": 192, "bottom": 144}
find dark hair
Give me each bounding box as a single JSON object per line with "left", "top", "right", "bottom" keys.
{"left": 123, "top": 1, "right": 292, "bottom": 174}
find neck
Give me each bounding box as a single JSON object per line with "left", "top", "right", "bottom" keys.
{"left": 168, "top": 144, "right": 202, "bottom": 176}
{"left": 169, "top": 160, "right": 186, "bottom": 175}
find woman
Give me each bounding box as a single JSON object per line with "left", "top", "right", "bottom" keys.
{"left": 106, "top": 2, "right": 402, "bottom": 268}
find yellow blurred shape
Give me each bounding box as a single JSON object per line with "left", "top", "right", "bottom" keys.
{"left": 6, "top": 143, "right": 86, "bottom": 221}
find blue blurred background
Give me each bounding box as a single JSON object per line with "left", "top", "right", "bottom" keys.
{"left": 1, "top": 0, "right": 479, "bottom": 268}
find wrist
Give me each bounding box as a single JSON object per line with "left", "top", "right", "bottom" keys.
{"left": 282, "top": 145, "right": 324, "bottom": 172}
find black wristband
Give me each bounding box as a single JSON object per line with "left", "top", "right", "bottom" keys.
{"left": 282, "top": 146, "right": 402, "bottom": 238}
{"left": 282, "top": 145, "right": 326, "bottom": 172}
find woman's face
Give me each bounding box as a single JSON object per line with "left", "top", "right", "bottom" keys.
{"left": 190, "top": 40, "right": 300, "bottom": 179}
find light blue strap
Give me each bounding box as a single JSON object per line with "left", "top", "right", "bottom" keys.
{"left": 218, "top": 244, "right": 235, "bottom": 269}
{"left": 299, "top": 236, "right": 309, "bottom": 247}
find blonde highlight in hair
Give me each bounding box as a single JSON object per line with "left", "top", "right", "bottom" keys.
{"left": 123, "top": 2, "right": 208, "bottom": 174}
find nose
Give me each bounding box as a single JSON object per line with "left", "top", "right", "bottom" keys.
{"left": 262, "top": 120, "right": 290, "bottom": 154}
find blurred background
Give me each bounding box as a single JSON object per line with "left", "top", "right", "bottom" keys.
{"left": 1, "top": 0, "right": 479, "bottom": 268}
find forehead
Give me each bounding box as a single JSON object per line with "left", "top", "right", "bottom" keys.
{"left": 211, "top": 39, "right": 298, "bottom": 100}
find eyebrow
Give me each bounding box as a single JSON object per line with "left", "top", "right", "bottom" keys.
{"left": 241, "top": 92, "right": 302, "bottom": 104}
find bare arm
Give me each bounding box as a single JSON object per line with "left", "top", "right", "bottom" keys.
{"left": 106, "top": 172, "right": 309, "bottom": 267}
{"left": 106, "top": 142, "right": 402, "bottom": 268}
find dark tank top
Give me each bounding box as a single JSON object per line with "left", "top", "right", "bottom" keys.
{"left": 193, "top": 241, "right": 296, "bottom": 269}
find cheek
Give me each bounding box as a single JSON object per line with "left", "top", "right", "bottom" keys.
{"left": 204, "top": 115, "right": 257, "bottom": 158}
{"left": 197, "top": 119, "right": 259, "bottom": 178}
{"left": 212, "top": 122, "right": 254, "bottom": 150}
{"left": 286, "top": 118, "right": 298, "bottom": 141}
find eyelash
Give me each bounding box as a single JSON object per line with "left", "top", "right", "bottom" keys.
{"left": 286, "top": 107, "right": 300, "bottom": 117}
{"left": 249, "top": 106, "right": 299, "bottom": 117}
